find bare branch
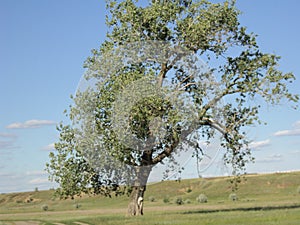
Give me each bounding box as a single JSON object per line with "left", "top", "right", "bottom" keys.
{"left": 157, "top": 63, "right": 168, "bottom": 87}
{"left": 178, "top": 82, "right": 196, "bottom": 91}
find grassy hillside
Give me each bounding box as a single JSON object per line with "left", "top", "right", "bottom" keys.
{"left": 1, "top": 171, "right": 299, "bottom": 213}
{"left": 0, "top": 171, "right": 300, "bottom": 224}
{"left": 145, "top": 171, "right": 300, "bottom": 204}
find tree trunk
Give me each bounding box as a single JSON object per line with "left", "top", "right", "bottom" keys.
{"left": 127, "top": 166, "right": 152, "bottom": 216}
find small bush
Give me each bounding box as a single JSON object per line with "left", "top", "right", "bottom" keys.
{"left": 148, "top": 196, "right": 155, "bottom": 202}
{"left": 41, "top": 204, "right": 48, "bottom": 211}
{"left": 26, "top": 197, "right": 33, "bottom": 203}
{"left": 184, "top": 199, "right": 191, "bottom": 204}
{"left": 74, "top": 203, "right": 81, "bottom": 209}
{"left": 186, "top": 188, "right": 192, "bottom": 193}
{"left": 197, "top": 194, "right": 208, "bottom": 203}
{"left": 163, "top": 196, "right": 170, "bottom": 203}
{"left": 229, "top": 193, "right": 238, "bottom": 201}
{"left": 174, "top": 197, "right": 184, "bottom": 205}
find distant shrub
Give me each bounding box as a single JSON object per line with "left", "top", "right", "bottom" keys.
{"left": 41, "top": 204, "right": 48, "bottom": 211}
{"left": 197, "top": 194, "right": 208, "bottom": 203}
{"left": 184, "top": 199, "right": 191, "bottom": 204}
{"left": 26, "top": 197, "right": 33, "bottom": 203}
{"left": 35, "top": 187, "right": 39, "bottom": 192}
{"left": 186, "top": 188, "right": 192, "bottom": 193}
{"left": 74, "top": 203, "right": 81, "bottom": 209}
{"left": 174, "top": 197, "right": 184, "bottom": 205}
{"left": 163, "top": 196, "right": 170, "bottom": 203}
{"left": 15, "top": 200, "right": 23, "bottom": 204}
{"left": 297, "top": 186, "right": 300, "bottom": 194}
{"left": 148, "top": 196, "right": 155, "bottom": 202}
{"left": 229, "top": 193, "right": 238, "bottom": 201}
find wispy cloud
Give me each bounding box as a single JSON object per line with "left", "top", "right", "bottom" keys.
{"left": 0, "top": 171, "right": 54, "bottom": 193}
{"left": 6, "top": 120, "right": 56, "bottom": 129}
{"left": 26, "top": 170, "right": 47, "bottom": 176}
{"left": 0, "top": 133, "right": 17, "bottom": 138}
{"left": 0, "top": 133, "right": 18, "bottom": 150}
{"left": 290, "top": 150, "right": 300, "bottom": 155}
{"left": 294, "top": 121, "right": 300, "bottom": 128}
{"left": 42, "top": 143, "right": 55, "bottom": 151}
{"left": 249, "top": 139, "right": 271, "bottom": 150}
{"left": 28, "top": 178, "right": 49, "bottom": 185}
{"left": 0, "top": 141, "right": 17, "bottom": 149}
{"left": 274, "top": 120, "right": 300, "bottom": 137}
{"left": 274, "top": 129, "right": 300, "bottom": 137}
{"left": 256, "top": 154, "right": 283, "bottom": 163}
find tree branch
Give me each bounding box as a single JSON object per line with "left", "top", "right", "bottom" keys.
{"left": 178, "top": 82, "right": 196, "bottom": 91}
{"left": 200, "top": 117, "right": 227, "bottom": 136}
{"left": 157, "top": 63, "right": 168, "bottom": 87}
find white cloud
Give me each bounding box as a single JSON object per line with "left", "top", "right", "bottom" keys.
{"left": 274, "top": 129, "right": 300, "bottom": 137}
{"left": 0, "top": 141, "right": 19, "bottom": 150}
{"left": 28, "top": 178, "right": 50, "bottom": 185}
{"left": 256, "top": 154, "right": 283, "bottom": 163}
{"left": 42, "top": 143, "right": 55, "bottom": 151}
{"left": 26, "top": 171, "right": 47, "bottom": 176}
{"left": 6, "top": 120, "right": 56, "bottom": 129}
{"left": 0, "top": 141, "right": 15, "bottom": 149}
{"left": 290, "top": 150, "right": 300, "bottom": 155}
{"left": 273, "top": 120, "right": 300, "bottom": 137}
{"left": 0, "top": 133, "right": 17, "bottom": 139}
{"left": 0, "top": 171, "right": 54, "bottom": 193}
{"left": 249, "top": 139, "right": 271, "bottom": 150}
{"left": 0, "top": 133, "right": 18, "bottom": 150}
{"left": 293, "top": 121, "right": 300, "bottom": 128}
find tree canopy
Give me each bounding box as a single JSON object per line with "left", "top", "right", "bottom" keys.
{"left": 47, "top": 0, "right": 298, "bottom": 213}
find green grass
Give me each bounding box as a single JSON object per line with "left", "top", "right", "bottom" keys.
{"left": 79, "top": 208, "right": 300, "bottom": 225}
{"left": 0, "top": 171, "right": 300, "bottom": 224}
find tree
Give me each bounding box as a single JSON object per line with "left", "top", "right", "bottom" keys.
{"left": 46, "top": 0, "right": 298, "bottom": 216}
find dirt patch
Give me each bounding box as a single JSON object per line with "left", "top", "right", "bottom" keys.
{"left": 10, "top": 222, "right": 40, "bottom": 225}
{"left": 73, "top": 222, "right": 90, "bottom": 225}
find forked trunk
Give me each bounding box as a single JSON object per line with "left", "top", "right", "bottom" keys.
{"left": 127, "top": 166, "right": 152, "bottom": 216}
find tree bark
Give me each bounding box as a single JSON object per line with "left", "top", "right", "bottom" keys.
{"left": 127, "top": 166, "right": 152, "bottom": 216}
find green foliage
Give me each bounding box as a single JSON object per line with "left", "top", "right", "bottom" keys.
{"left": 229, "top": 193, "right": 238, "bottom": 201}
{"left": 41, "top": 204, "right": 48, "bottom": 211}
{"left": 148, "top": 196, "right": 155, "bottom": 202}
{"left": 47, "top": 0, "right": 299, "bottom": 200}
{"left": 174, "top": 197, "right": 184, "bottom": 205}
{"left": 26, "top": 197, "right": 33, "bottom": 203}
{"left": 197, "top": 193, "right": 208, "bottom": 203}
{"left": 186, "top": 188, "right": 192, "bottom": 193}
{"left": 163, "top": 196, "right": 170, "bottom": 203}
{"left": 184, "top": 198, "right": 191, "bottom": 204}
{"left": 74, "top": 203, "right": 81, "bottom": 209}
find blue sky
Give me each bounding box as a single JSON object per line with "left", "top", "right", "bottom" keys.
{"left": 1, "top": 0, "right": 299, "bottom": 193}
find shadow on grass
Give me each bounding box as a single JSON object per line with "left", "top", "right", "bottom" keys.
{"left": 182, "top": 204, "right": 300, "bottom": 214}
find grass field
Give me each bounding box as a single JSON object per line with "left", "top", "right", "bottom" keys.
{"left": 0, "top": 171, "right": 300, "bottom": 224}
